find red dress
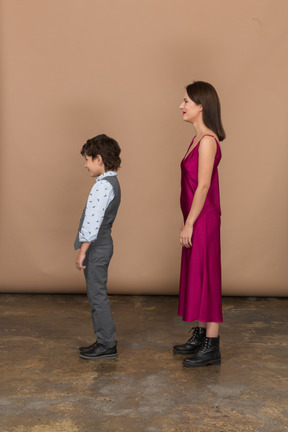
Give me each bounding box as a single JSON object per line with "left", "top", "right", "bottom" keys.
{"left": 178, "top": 134, "right": 223, "bottom": 323}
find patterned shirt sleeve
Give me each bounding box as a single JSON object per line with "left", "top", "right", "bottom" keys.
{"left": 79, "top": 180, "right": 114, "bottom": 242}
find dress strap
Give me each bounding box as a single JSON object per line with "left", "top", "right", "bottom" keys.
{"left": 199, "top": 134, "right": 219, "bottom": 144}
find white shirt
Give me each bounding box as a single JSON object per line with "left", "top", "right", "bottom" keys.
{"left": 79, "top": 171, "right": 117, "bottom": 242}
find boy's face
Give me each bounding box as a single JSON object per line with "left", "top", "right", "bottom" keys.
{"left": 84, "top": 155, "right": 105, "bottom": 178}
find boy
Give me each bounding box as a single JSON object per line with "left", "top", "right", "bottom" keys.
{"left": 74, "top": 134, "right": 121, "bottom": 360}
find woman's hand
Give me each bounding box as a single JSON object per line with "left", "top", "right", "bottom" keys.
{"left": 180, "top": 223, "right": 193, "bottom": 248}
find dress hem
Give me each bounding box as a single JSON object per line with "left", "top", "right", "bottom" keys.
{"left": 178, "top": 314, "right": 223, "bottom": 323}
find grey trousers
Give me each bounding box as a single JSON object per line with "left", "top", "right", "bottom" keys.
{"left": 83, "top": 239, "right": 116, "bottom": 348}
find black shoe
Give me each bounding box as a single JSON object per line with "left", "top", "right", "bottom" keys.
{"left": 79, "top": 342, "right": 117, "bottom": 360}
{"left": 182, "top": 336, "right": 221, "bottom": 367}
{"left": 79, "top": 341, "right": 98, "bottom": 353}
{"left": 173, "top": 327, "right": 206, "bottom": 354}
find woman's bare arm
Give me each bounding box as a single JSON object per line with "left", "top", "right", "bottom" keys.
{"left": 180, "top": 136, "right": 217, "bottom": 248}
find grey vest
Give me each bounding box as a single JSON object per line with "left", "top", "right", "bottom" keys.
{"left": 74, "top": 175, "right": 121, "bottom": 250}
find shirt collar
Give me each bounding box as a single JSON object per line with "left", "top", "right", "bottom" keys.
{"left": 96, "top": 171, "right": 118, "bottom": 183}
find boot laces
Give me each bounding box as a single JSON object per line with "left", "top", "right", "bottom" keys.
{"left": 198, "top": 338, "right": 209, "bottom": 353}
{"left": 187, "top": 327, "right": 198, "bottom": 342}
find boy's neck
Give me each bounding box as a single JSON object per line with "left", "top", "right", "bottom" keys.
{"left": 96, "top": 170, "right": 110, "bottom": 179}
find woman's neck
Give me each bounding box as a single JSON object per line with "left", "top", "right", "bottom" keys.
{"left": 193, "top": 123, "right": 211, "bottom": 139}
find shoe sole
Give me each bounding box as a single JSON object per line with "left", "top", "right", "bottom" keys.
{"left": 173, "top": 349, "right": 198, "bottom": 354}
{"left": 79, "top": 353, "right": 118, "bottom": 360}
{"left": 183, "top": 359, "right": 221, "bottom": 367}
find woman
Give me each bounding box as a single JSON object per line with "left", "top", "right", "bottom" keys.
{"left": 173, "top": 81, "right": 226, "bottom": 367}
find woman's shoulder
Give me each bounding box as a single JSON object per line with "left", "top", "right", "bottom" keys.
{"left": 200, "top": 133, "right": 219, "bottom": 144}
{"left": 199, "top": 134, "right": 218, "bottom": 147}
{"left": 198, "top": 134, "right": 220, "bottom": 156}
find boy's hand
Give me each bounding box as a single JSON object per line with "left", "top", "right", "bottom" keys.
{"left": 75, "top": 241, "right": 91, "bottom": 270}
{"left": 75, "top": 251, "right": 86, "bottom": 271}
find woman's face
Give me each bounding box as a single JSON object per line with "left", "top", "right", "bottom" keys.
{"left": 179, "top": 92, "right": 202, "bottom": 123}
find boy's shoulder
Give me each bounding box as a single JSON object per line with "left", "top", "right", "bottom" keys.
{"left": 90, "top": 177, "right": 115, "bottom": 193}
{"left": 100, "top": 175, "right": 120, "bottom": 186}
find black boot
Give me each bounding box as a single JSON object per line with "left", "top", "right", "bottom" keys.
{"left": 173, "top": 327, "right": 206, "bottom": 354}
{"left": 182, "top": 336, "right": 221, "bottom": 367}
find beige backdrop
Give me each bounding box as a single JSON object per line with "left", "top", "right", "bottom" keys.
{"left": 1, "top": 0, "right": 287, "bottom": 295}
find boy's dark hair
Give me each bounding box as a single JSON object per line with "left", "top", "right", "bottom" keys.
{"left": 81, "top": 134, "right": 121, "bottom": 171}
{"left": 186, "top": 81, "right": 226, "bottom": 141}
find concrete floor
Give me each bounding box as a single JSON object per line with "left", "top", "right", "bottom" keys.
{"left": 0, "top": 295, "right": 287, "bottom": 432}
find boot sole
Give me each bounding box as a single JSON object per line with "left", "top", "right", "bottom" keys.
{"left": 79, "top": 353, "right": 118, "bottom": 360}
{"left": 173, "top": 349, "right": 198, "bottom": 355}
{"left": 183, "top": 358, "right": 221, "bottom": 367}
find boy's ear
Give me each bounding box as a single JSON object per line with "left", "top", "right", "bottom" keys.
{"left": 96, "top": 155, "right": 103, "bottom": 165}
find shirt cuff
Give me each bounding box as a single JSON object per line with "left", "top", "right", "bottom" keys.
{"left": 79, "top": 231, "right": 97, "bottom": 243}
